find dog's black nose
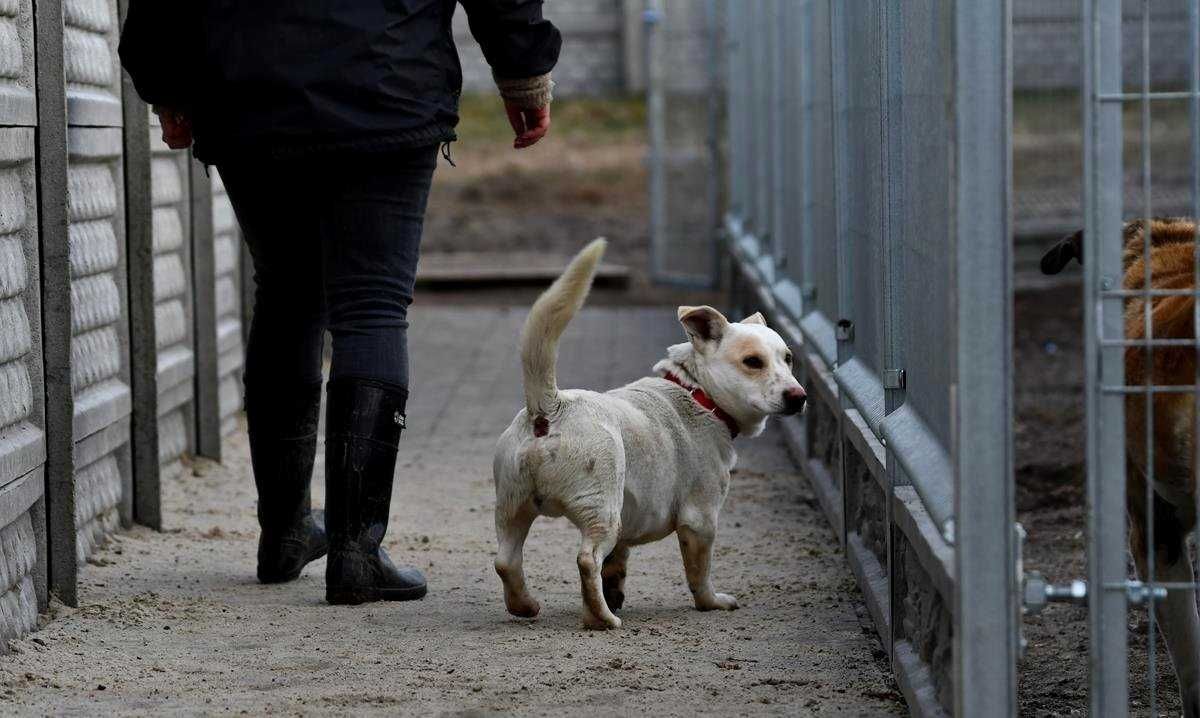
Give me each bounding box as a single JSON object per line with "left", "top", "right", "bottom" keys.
{"left": 783, "top": 387, "right": 807, "bottom": 415}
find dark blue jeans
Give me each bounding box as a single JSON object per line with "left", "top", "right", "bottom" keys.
{"left": 219, "top": 146, "right": 438, "bottom": 406}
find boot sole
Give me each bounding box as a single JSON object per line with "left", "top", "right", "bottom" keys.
{"left": 327, "top": 583, "right": 428, "bottom": 605}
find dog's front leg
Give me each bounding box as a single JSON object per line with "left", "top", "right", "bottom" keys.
{"left": 677, "top": 524, "right": 738, "bottom": 611}
{"left": 1157, "top": 550, "right": 1200, "bottom": 717}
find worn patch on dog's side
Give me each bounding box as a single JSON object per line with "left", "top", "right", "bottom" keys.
{"left": 533, "top": 415, "right": 550, "bottom": 437}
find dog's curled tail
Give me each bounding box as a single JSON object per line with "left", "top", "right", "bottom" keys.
{"left": 521, "top": 238, "right": 607, "bottom": 419}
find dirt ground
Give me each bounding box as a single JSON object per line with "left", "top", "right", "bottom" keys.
{"left": 0, "top": 307, "right": 901, "bottom": 716}
{"left": 1015, "top": 278, "right": 1190, "bottom": 716}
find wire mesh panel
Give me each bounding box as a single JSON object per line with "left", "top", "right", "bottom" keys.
{"left": 722, "top": 2, "right": 1017, "bottom": 715}
{"left": 1081, "top": 1, "right": 1200, "bottom": 714}
{"left": 644, "top": 0, "right": 722, "bottom": 288}
{"left": 797, "top": 0, "right": 839, "bottom": 366}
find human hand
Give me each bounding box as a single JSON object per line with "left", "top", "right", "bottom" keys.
{"left": 153, "top": 106, "right": 193, "bottom": 150}
{"left": 504, "top": 102, "right": 550, "bottom": 149}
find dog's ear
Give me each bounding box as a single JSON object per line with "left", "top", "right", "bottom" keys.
{"left": 678, "top": 305, "right": 729, "bottom": 351}
{"left": 740, "top": 312, "right": 766, "bottom": 325}
{"left": 1040, "top": 229, "right": 1084, "bottom": 275}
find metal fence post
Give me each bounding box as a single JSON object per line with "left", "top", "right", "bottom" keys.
{"left": 1083, "top": 0, "right": 1128, "bottom": 713}
{"left": 952, "top": 0, "right": 1017, "bottom": 714}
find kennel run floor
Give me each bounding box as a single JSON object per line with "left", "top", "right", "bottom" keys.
{"left": 0, "top": 307, "right": 901, "bottom": 716}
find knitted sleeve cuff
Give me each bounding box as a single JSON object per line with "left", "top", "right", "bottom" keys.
{"left": 493, "top": 72, "right": 554, "bottom": 110}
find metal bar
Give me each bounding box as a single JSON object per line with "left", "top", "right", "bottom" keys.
{"left": 1083, "top": 0, "right": 1129, "bottom": 712}
{"left": 1191, "top": 0, "right": 1200, "bottom": 707}
{"left": 1102, "top": 288, "right": 1200, "bottom": 297}
{"left": 643, "top": 0, "right": 666, "bottom": 283}
{"left": 705, "top": 0, "right": 722, "bottom": 288}
{"left": 881, "top": 0, "right": 900, "bottom": 671}
{"left": 190, "top": 158, "right": 221, "bottom": 460}
{"left": 1105, "top": 582, "right": 1200, "bottom": 591}
{"left": 1137, "top": 3, "right": 1156, "bottom": 711}
{"left": 1102, "top": 385, "right": 1200, "bottom": 394}
{"left": 1099, "top": 91, "right": 1200, "bottom": 102}
{"left": 952, "top": 0, "right": 1017, "bottom": 713}
{"left": 118, "top": 0, "right": 161, "bottom": 530}
{"left": 1101, "top": 338, "right": 1200, "bottom": 347}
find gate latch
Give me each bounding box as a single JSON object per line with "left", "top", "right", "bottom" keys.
{"left": 1023, "top": 572, "right": 1087, "bottom": 615}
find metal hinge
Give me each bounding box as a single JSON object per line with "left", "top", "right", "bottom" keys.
{"left": 836, "top": 319, "right": 854, "bottom": 342}
{"left": 883, "top": 368, "right": 906, "bottom": 390}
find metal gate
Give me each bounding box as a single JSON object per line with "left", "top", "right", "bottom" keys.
{"left": 1082, "top": 1, "right": 1200, "bottom": 714}
{"left": 722, "top": 2, "right": 1017, "bottom": 715}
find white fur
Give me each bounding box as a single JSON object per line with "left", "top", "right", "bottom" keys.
{"left": 493, "top": 241, "right": 805, "bottom": 629}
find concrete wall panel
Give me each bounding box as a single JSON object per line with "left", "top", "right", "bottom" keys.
{"left": 148, "top": 112, "right": 194, "bottom": 482}
{"left": 63, "top": 0, "right": 120, "bottom": 126}
{"left": 210, "top": 171, "right": 243, "bottom": 437}
{"left": 67, "top": 126, "right": 129, "bottom": 561}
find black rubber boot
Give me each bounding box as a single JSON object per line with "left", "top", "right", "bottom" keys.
{"left": 246, "top": 381, "right": 329, "bottom": 584}
{"left": 325, "top": 377, "right": 427, "bottom": 604}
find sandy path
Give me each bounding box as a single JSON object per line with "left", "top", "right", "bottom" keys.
{"left": 0, "top": 307, "right": 901, "bottom": 716}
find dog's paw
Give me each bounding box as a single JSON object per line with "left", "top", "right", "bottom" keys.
{"left": 696, "top": 592, "right": 739, "bottom": 611}
{"left": 602, "top": 585, "right": 625, "bottom": 611}
{"left": 582, "top": 610, "right": 622, "bottom": 630}
{"left": 506, "top": 596, "right": 541, "bottom": 619}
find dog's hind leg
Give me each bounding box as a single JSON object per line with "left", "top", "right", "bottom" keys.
{"left": 602, "top": 544, "right": 630, "bottom": 611}
{"left": 1158, "top": 547, "right": 1200, "bottom": 717}
{"left": 574, "top": 514, "right": 622, "bottom": 630}
{"left": 678, "top": 522, "right": 738, "bottom": 611}
{"left": 495, "top": 501, "right": 541, "bottom": 618}
{"left": 1131, "top": 497, "right": 1200, "bottom": 717}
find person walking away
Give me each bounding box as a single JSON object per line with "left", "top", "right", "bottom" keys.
{"left": 119, "top": 1, "right": 560, "bottom": 604}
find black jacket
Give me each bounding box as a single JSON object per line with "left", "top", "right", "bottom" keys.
{"left": 119, "top": 1, "right": 561, "bottom": 163}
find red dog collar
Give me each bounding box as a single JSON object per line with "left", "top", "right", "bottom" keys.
{"left": 662, "top": 372, "right": 739, "bottom": 439}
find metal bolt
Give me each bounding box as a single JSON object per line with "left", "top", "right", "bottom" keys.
{"left": 941, "top": 518, "right": 956, "bottom": 545}
{"left": 1125, "top": 581, "right": 1168, "bottom": 606}
{"left": 883, "top": 369, "right": 906, "bottom": 390}
{"left": 836, "top": 319, "right": 854, "bottom": 342}
{"left": 1100, "top": 276, "right": 1113, "bottom": 290}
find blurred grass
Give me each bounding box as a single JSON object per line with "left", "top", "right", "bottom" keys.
{"left": 454, "top": 92, "right": 647, "bottom": 145}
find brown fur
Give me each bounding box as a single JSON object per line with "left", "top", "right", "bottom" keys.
{"left": 1045, "top": 218, "right": 1200, "bottom": 712}
{"left": 1121, "top": 218, "right": 1199, "bottom": 561}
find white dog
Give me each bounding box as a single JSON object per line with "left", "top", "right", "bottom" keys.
{"left": 492, "top": 239, "right": 806, "bottom": 629}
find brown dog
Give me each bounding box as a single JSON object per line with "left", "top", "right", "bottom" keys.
{"left": 1042, "top": 217, "right": 1199, "bottom": 715}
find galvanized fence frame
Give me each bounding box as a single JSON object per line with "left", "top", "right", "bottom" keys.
{"left": 723, "top": 2, "right": 1016, "bottom": 715}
